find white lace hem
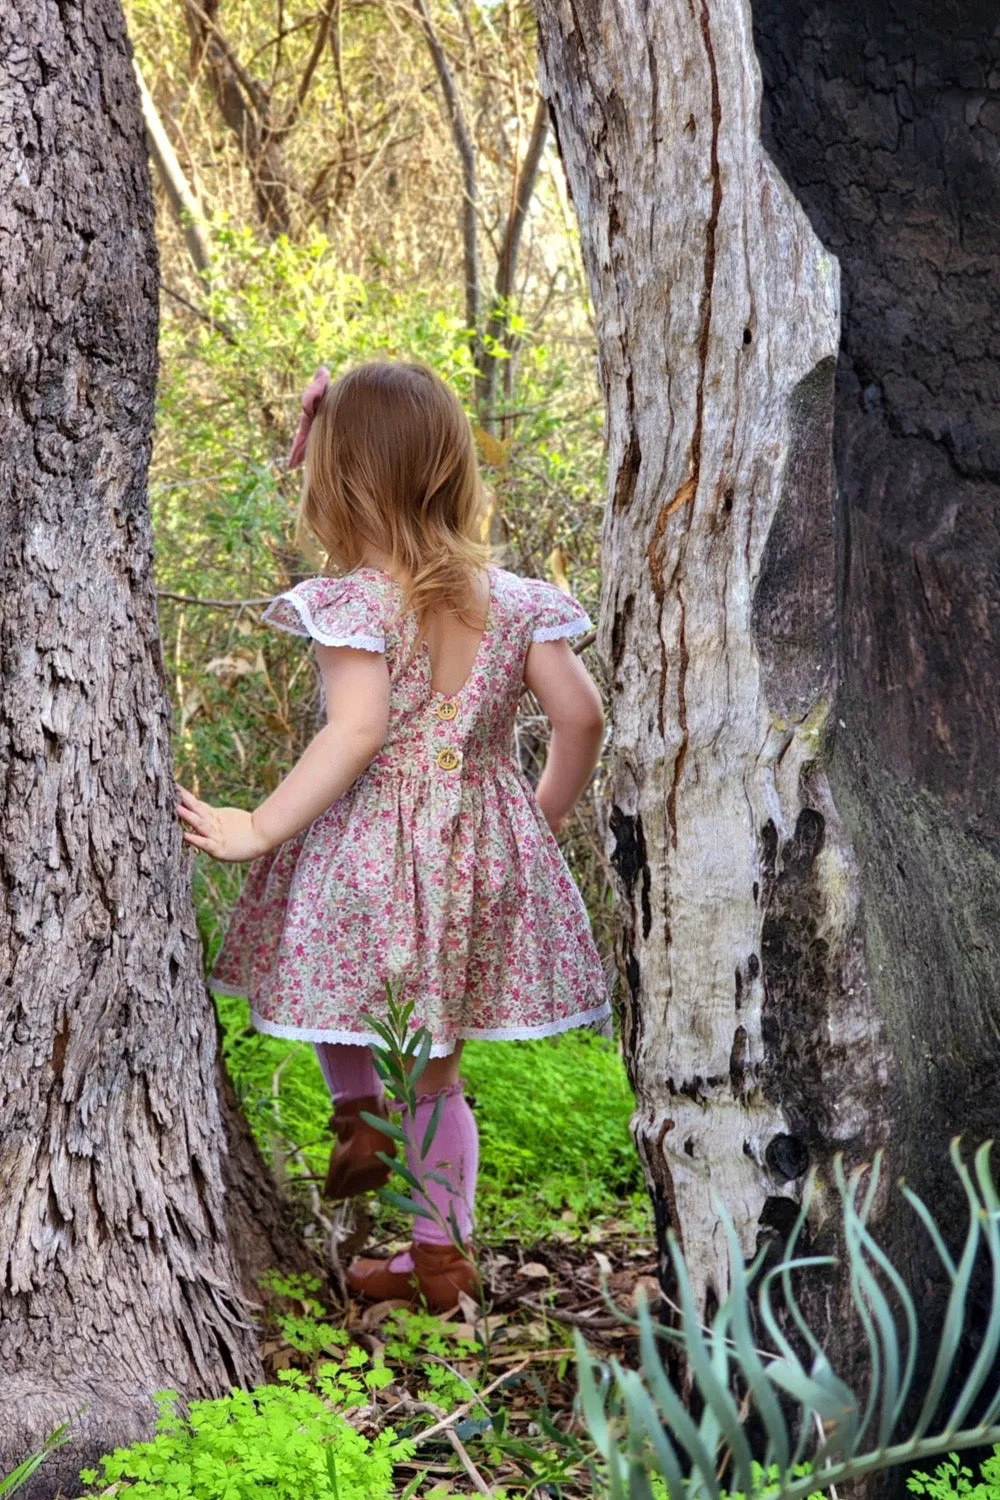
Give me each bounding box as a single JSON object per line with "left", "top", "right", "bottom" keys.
{"left": 209, "top": 983, "right": 611, "bottom": 1057}
{"left": 263, "top": 591, "right": 385, "bottom": 652}
{"left": 531, "top": 616, "right": 592, "bottom": 644}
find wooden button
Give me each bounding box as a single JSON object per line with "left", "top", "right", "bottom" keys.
{"left": 436, "top": 747, "right": 460, "bottom": 771}
{"left": 436, "top": 700, "right": 458, "bottom": 720}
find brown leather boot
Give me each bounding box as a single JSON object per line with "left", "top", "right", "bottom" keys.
{"left": 324, "top": 1094, "right": 396, "bottom": 1201}
{"left": 346, "top": 1241, "right": 482, "bottom": 1312}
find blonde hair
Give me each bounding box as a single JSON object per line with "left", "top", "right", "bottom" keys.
{"left": 296, "top": 360, "right": 491, "bottom": 627}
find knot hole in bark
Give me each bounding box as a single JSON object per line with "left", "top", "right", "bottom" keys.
{"left": 609, "top": 805, "right": 652, "bottom": 938}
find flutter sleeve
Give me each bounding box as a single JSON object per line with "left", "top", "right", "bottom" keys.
{"left": 262, "top": 574, "right": 386, "bottom": 651}
{"left": 529, "top": 578, "right": 593, "bottom": 644}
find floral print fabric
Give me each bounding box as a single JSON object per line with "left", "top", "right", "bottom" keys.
{"left": 210, "top": 566, "right": 611, "bottom": 1057}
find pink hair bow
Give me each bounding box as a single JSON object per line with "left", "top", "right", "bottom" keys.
{"left": 287, "top": 365, "right": 330, "bottom": 469}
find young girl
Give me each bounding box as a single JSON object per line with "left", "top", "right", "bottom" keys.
{"left": 177, "top": 360, "right": 610, "bottom": 1310}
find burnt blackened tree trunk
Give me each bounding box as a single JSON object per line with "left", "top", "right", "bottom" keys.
{"left": 533, "top": 0, "right": 1000, "bottom": 1387}
{"left": 0, "top": 5, "right": 310, "bottom": 1491}
{"left": 752, "top": 0, "right": 1000, "bottom": 1273}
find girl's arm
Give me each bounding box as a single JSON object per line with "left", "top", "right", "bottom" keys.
{"left": 177, "top": 645, "right": 390, "bottom": 862}
{"left": 523, "top": 638, "right": 605, "bottom": 833}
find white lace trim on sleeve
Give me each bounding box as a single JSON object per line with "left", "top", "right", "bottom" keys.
{"left": 531, "top": 615, "right": 592, "bottom": 644}
{"left": 262, "top": 591, "right": 385, "bottom": 652}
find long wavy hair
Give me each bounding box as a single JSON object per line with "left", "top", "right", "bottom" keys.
{"left": 296, "top": 360, "right": 491, "bottom": 628}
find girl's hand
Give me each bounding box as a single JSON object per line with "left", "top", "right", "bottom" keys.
{"left": 536, "top": 795, "right": 567, "bottom": 836}
{"left": 176, "top": 785, "right": 270, "bottom": 863}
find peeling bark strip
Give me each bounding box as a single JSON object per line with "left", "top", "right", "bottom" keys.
{"left": 533, "top": 0, "right": 892, "bottom": 1343}
{"left": 0, "top": 4, "right": 294, "bottom": 1489}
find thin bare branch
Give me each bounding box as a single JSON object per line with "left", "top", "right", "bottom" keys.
{"left": 185, "top": 0, "right": 267, "bottom": 115}
{"left": 477, "top": 91, "right": 549, "bottom": 419}
{"left": 282, "top": 0, "right": 338, "bottom": 135}
{"left": 157, "top": 591, "right": 274, "bottom": 608}
{"left": 499, "top": 93, "right": 549, "bottom": 305}
{"left": 161, "top": 283, "right": 239, "bottom": 345}
{"left": 133, "top": 60, "right": 212, "bottom": 277}
{"left": 409, "top": 0, "right": 480, "bottom": 339}
{"left": 245, "top": 13, "right": 318, "bottom": 67}
{"left": 183, "top": 0, "right": 296, "bottom": 235}
{"left": 411, "top": 1359, "right": 530, "bottom": 1446}
{"left": 328, "top": 0, "right": 356, "bottom": 138}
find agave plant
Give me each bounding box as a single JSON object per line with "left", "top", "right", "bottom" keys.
{"left": 578, "top": 1140, "right": 1000, "bottom": 1500}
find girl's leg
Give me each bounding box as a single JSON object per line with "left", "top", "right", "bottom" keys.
{"left": 314, "top": 1042, "right": 382, "bottom": 1102}
{"left": 413, "top": 1043, "right": 464, "bottom": 1095}
{"left": 406, "top": 1080, "right": 479, "bottom": 1247}
{"left": 316, "top": 1043, "right": 392, "bottom": 1201}
{"left": 315, "top": 1036, "right": 461, "bottom": 1102}
{"left": 346, "top": 1039, "right": 482, "bottom": 1306}
{"left": 385, "top": 1041, "right": 479, "bottom": 1270}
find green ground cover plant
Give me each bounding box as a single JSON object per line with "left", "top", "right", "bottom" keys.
{"left": 77, "top": 1366, "right": 408, "bottom": 1499}
{"left": 908, "top": 1451, "right": 1000, "bottom": 1500}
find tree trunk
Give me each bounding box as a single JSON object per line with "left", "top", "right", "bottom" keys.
{"left": 751, "top": 0, "right": 1000, "bottom": 1272}
{"left": 0, "top": 6, "right": 310, "bottom": 1491}
{"left": 183, "top": 0, "right": 296, "bottom": 237}
{"left": 534, "top": 0, "right": 1000, "bottom": 1385}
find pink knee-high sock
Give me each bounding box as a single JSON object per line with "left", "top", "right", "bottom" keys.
{"left": 388, "top": 1083, "right": 479, "bottom": 1272}
{"left": 314, "top": 1042, "right": 382, "bottom": 1103}
{"left": 407, "top": 1082, "right": 479, "bottom": 1247}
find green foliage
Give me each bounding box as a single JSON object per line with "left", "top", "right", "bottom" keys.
{"left": 578, "top": 1141, "right": 1000, "bottom": 1500}
{"left": 77, "top": 1365, "right": 411, "bottom": 1499}
{"left": 259, "top": 1271, "right": 351, "bottom": 1358}
{"left": 909, "top": 1449, "right": 1000, "bottom": 1500}
{"left": 462, "top": 1027, "right": 646, "bottom": 1241}
{"left": 153, "top": 223, "right": 602, "bottom": 612}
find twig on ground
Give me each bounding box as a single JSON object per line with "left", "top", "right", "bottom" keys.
{"left": 517, "top": 1294, "right": 627, "bottom": 1331}
{"left": 445, "top": 1426, "right": 493, "bottom": 1496}
{"left": 403, "top": 1398, "right": 493, "bottom": 1495}
{"left": 412, "top": 1358, "right": 530, "bottom": 1446}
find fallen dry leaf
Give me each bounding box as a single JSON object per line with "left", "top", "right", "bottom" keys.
{"left": 359, "top": 1297, "right": 413, "bottom": 1329}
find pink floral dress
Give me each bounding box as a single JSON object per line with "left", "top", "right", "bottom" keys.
{"left": 209, "top": 565, "right": 611, "bottom": 1057}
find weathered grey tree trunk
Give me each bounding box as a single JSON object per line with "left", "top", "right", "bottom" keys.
{"left": 533, "top": 0, "right": 1000, "bottom": 1384}
{"left": 0, "top": 5, "right": 311, "bottom": 1492}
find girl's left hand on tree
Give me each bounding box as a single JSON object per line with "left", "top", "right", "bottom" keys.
{"left": 176, "top": 785, "right": 270, "bottom": 863}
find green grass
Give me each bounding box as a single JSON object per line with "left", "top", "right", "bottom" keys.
{"left": 216, "top": 991, "right": 648, "bottom": 1245}
{"left": 462, "top": 1028, "right": 647, "bottom": 1240}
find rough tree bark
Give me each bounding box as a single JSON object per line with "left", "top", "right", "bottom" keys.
{"left": 533, "top": 0, "right": 1000, "bottom": 1380}
{"left": 0, "top": 5, "right": 312, "bottom": 1492}
{"left": 751, "top": 0, "right": 1000, "bottom": 1265}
